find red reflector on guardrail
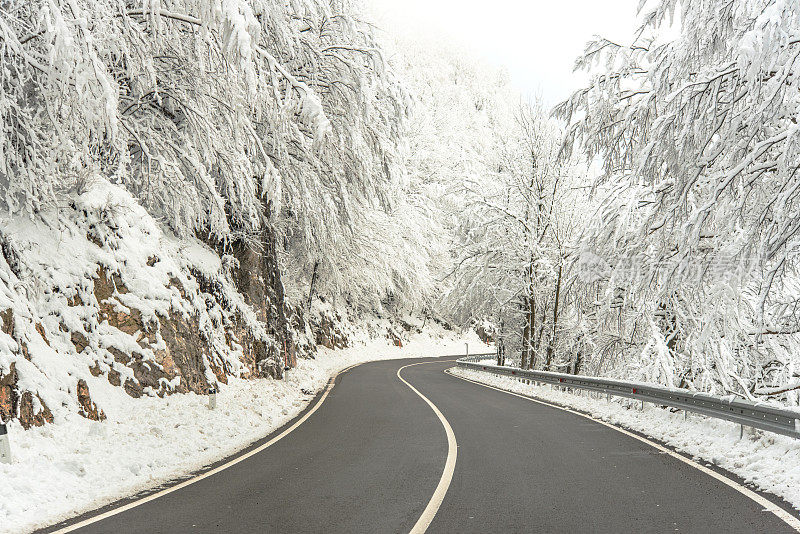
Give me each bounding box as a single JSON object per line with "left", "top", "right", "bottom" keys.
{"left": 632, "top": 388, "right": 637, "bottom": 394}
{"left": 512, "top": 371, "right": 516, "bottom": 375}
{"left": 559, "top": 378, "right": 564, "bottom": 383}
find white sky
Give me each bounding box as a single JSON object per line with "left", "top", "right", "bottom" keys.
{"left": 367, "top": 0, "right": 640, "bottom": 105}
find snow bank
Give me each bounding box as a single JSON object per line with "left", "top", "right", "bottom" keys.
{"left": 1, "top": 328, "right": 489, "bottom": 534}
{"left": 450, "top": 367, "right": 800, "bottom": 512}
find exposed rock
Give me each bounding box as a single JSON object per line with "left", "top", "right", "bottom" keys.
{"left": 398, "top": 318, "right": 422, "bottom": 334}
{"left": 193, "top": 258, "right": 286, "bottom": 379}
{"left": 35, "top": 322, "right": 50, "bottom": 346}
{"left": 76, "top": 379, "right": 105, "bottom": 421}
{"left": 20, "top": 341, "right": 31, "bottom": 361}
{"left": 209, "top": 360, "right": 229, "bottom": 385}
{"left": 123, "top": 378, "right": 142, "bottom": 398}
{"left": 86, "top": 232, "right": 104, "bottom": 248}
{"left": 0, "top": 363, "right": 16, "bottom": 422}
{"left": 157, "top": 311, "right": 210, "bottom": 393}
{"left": 2, "top": 205, "right": 310, "bottom": 428}
{"left": 107, "top": 368, "right": 121, "bottom": 387}
{"left": 168, "top": 276, "right": 187, "bottom": 299}
{"left": 89, "top": 362, "right": 103, "bottom": 377}
{"left": 93, "top": 265, "right": 115, "bottom": 303}
{"left": 71, "top": 331, "right": 89, "bottom": 353}
{"left": 19, "top": 392, "right": 53, "bottom": 429}
{"left": 95, "top": 267, "right": 143, "bottom": 337}
{"left": 0, "top": 363, "right": 53, "bottom": 428}
{"left": 111, "top": 272, "right": 129, "bottom": 294}
{"left": 107, "top": 347, "right": 169, "bottom": 396}
{"left": 0, "top": 308, "right": 13, "bottom": 336}
{"left": 224, "top": 224, "right": 292, "bottom": 375}
{"left": 228, "top": 321, "right": 281, "bottom": 379}
{"left": 313, "top": 313, "right": 348, "bottom": 349}
{"left": 475, "top": 324, "right": 495, "bottom": 344}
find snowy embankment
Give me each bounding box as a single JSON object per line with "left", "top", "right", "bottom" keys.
{"left": 1, "top": 330, "right": 487, "bottom": 534}
{"left": 450, "top": 367, "right": 800, "bottom": 512}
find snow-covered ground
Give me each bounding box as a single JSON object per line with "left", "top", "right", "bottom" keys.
{"left": 450, "top": 366, "right": 800, "bottom": 513}
{"left": 1, "top": 329, "right": 488, "bottom": 534}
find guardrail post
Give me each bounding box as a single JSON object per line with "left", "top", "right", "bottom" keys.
{"left": 640, "top": 400, "right": 644, "bottom": 411}
{"left": 0, "top": 423, "right": 11, "bottom": 464}
{"left": 465, "top": 343, "right": 469, "bottom": 359}
{"left": 208, "top": 387, "right": 217, "bottom": 410}
{"left": 740, "top": 424, "right": 744, "bottom": 440}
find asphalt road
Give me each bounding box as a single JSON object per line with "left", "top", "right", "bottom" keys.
{"left": 46, "top": 357, "right": 797, "bottom": 533}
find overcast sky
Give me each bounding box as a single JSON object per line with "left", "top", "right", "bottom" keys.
{"left": 367, "top": 0, "right": 640, "bottom": 105}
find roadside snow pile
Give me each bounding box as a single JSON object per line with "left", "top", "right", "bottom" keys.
{"left": 450, "top": 367, "right": 800, "bottom": 512}
{"left": 1, "top": 328, "right": 489, "bottom": 534}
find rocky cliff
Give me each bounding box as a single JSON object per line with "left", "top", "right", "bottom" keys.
{"left": 0, "top": 180, "right": 296, "bottom": 428}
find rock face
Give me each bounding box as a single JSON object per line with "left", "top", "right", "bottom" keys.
{"left": 0, "top": 364, "right": 16, "bottom": 422}
{"left": 475, "top": 323, "right": 496, "bottom": 344}
{"left": 227, "top": 226, "right": 292, "bottom": 377}
{"left": 92, "top": 266, "right": 211, "bottom": 396}
{"left": 76, "top": 379, "right": 105, "bottom": 421}
{"left": 19, "top": 392, "right": 54, "bottom": 427}
{"left": 0, "top": 186, "right": 301, "bottom": 429}
{"left": 0, "top": 362, "right": 53, "bottom": 429}
{"left": 0, "top": 312, "right": 54, "bottom": 429}
{"left": 312, "top": 312, "right": 348, "bottom": 350}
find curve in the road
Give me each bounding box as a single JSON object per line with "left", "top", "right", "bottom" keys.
{"left": 41, "top": 356, "right": 800, "bottom": 534}
{"left": 445, "top": 366, "right": 800, "bottom": 532}
{"left": 397, "top": 362, "right": 458, "bottom": 534}
{"left": 49, "top": 362, "right": 363, "bottom": 534}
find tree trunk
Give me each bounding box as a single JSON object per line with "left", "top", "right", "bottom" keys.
{"left": 307, "top": 260, "right": 319, "bottom": 311}
{"left": 521, "top": 294, "right": 535, "bottom": 369}
{"left": 521, "top": 321, "right": 530, "bottom": 370}
{"left": 547, "top": 264, "right": 563, "bottom": 369}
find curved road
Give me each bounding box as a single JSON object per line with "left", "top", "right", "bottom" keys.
{"left": 44, "top": 357, "right": 797, "bottom": 533}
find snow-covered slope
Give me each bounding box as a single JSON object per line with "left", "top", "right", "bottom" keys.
{"left": 0, "top": 178, "right": 291, "bottom": 431}
{"left": 1, "top": 327, "right": 488, "bottom": 534}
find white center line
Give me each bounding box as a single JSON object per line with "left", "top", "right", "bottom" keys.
{"left": 397, "top": 361, "right": 458, "bottom": 534}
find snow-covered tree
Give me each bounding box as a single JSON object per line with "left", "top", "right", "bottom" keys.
{"left": 0, "top": 0, "right": 425, "bottom": 311}
{"left": 391, "top": 34, "right": 589, "bottom": 367}
{"left": 555, "top": 0, "right": 800, "bottom": 402}
{"left": 445, "top": 100, "right": 585, "bottom": 370}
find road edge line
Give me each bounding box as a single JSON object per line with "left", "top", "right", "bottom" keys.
{"left": 444, "top": 367, "right": 800, "bottom": 532}
{"left": 49, "top": 362, "right": 365, "bottom": 534}
{"left": 397, "top": 362, "right": 458, "bottom": 534}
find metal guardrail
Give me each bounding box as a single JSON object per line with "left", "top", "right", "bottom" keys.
{"left": 455, "top": 356, "right": 800, "bottom": 439}
{"left": 460, "top": 353, "right": 495, "bottom": 362}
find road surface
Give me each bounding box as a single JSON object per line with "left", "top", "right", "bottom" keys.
{"left": 43, "top": 357, "right": 797, "bottom": 533}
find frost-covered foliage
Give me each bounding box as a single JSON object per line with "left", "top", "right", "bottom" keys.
{"left": 441, "top": 98, "right": 584, "bottom": 371}
{"left": 0, "top": 0, "right": 451, "bottom": 429}
{"left": 387, "top": 33, "right": 586, "bottom": 366}
{"left": 0, "top": 0, "right": 413, "bottom": 307}
{"left": 554, "top": 0, "right": 800, "bottom": 403}
{"left": 386, "top": 35, "right": 522, "bottom": 316}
